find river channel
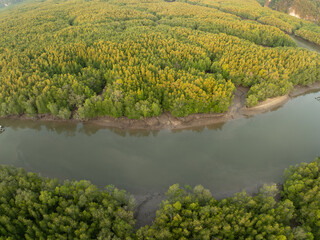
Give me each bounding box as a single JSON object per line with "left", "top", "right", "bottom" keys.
{"left": 0, "top": 90, "right": 320, "bottom": 197}
{"left": 0, "top": 35, "right": 319, "bottom": 225}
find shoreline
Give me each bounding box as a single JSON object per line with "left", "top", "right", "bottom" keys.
{"left": 1, "top": 82, "right": 320, "bottom": 130}
{"left": 133, "top": 181, "right": 278, "bottom": 228}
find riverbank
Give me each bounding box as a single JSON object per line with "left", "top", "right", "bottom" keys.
{"left": 1, "top": 82, "right": 320, "bottom": 130}
{"left": 133, "top": 181, "right": 271, "bottom": 228}
{"left": 85, "top": 82, "right": 320, "bottom": 129}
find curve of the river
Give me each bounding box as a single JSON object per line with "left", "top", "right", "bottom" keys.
{"left": 1, "top": 91, "right": 320, "bottom": 195}
{"left": 0, "top": 35, "right": 319, "bottom": 226}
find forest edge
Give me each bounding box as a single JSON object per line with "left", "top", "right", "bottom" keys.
{"left": 1, "top": 82, "right": 320, "bottom": 130}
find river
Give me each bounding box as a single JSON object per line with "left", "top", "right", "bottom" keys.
{"left": 0, "top": 35, "right": 320, "bottom": 225}
{"left": 0, "top": 90, "right": 320, "bottom": 197}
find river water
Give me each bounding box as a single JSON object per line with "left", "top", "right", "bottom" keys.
{"left": 0, "top": 36, "right": 319, "bottom": 200}
{"left": 1, "top": 91, "right": 320, "bottom": 198}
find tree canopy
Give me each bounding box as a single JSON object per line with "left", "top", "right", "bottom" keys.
{"left": 0, "top": 0, "right": 320, "bottom": 120}
{"left": 0, "top": 166, "right": 135, "bottom": 239}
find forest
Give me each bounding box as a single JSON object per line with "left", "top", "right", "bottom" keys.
{"left": 0, "top": 0, "right": 320, "bottom": 119}
{"left": 1, "top": 158, "right": 320, "bottom": 239}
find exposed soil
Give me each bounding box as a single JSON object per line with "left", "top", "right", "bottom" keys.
{"left": 241, "top": 95, "right": 290, "bottom": 116}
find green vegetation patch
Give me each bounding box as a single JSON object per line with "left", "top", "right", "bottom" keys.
{"left": 0, "top": 166, "right": 136, "bottom": 239}
{"left": 283, "top": 159, "right": 320, "bottom": 239}
{"left": 0, "top": 0, "right": 320, "bottom": 120}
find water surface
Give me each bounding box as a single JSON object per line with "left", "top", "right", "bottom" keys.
{"left": 1, "top": 91, "right": 320, "bottom": 197}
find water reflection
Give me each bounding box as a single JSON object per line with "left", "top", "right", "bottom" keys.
{"left": 0, "top": 117, "right": 228, "bottom": 137}
{"left": 0, "top": 92, "right": 320, "bottom": 199}
{"left": 0, "top": 118, "right": 164, "bottom": 137}
{"left": 1, "top": 119, "right": 78, "bottom": 135}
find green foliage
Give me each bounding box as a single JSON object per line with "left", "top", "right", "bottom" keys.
{"left": 0, "top": 165, "right": 135, "bottom": 239}
{"left": 258, "top": 15, "right": 295, "bottom": 34}
{"left": 189, "top": 0, "right": 320, "bottom": 45}
{"left": 282, "top": 158, "right": 320, "bottom": 239}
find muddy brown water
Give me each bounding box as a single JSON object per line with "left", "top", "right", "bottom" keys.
{"left": 0, "top": 35, "right": 319, "bottom": 226}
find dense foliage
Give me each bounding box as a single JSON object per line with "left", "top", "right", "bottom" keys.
{"left": 189, "top": 0, "right": 320, "bottom": 43}
{"left": 0, "top": 0, "right": 320, "bottom": 120}
{"left": 283, "top": 159, "right": 320, "bottom": 239}
{"left": 2, "top": 159, "right": 320, "bottom": 239}
{"left": 0, "top": 166, "right": 135, "bottom": 239}
{"left": 264, "top": 0, "right": 320, "bottom": 45}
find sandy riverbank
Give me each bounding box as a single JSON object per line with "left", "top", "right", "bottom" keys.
{"left": 1, "top": 82, "right": 320, "bottom": 130}
{"left": 241, "top": 95, "right": 290, "bottom": 116}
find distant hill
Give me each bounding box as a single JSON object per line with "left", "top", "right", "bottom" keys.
{"left": 0, "top": 0, "right": 24, "bottom": 8}
{"left": 266, "top": 0, "right": 320, "bottom": 24}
